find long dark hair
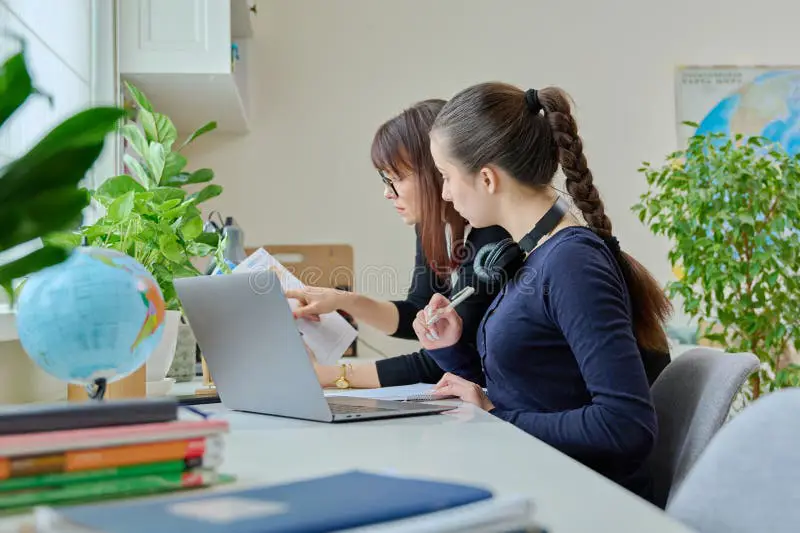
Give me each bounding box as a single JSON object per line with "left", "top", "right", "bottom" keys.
{"left": 431, "top": 83, "right": 671, "bottom": 353}
{"left": 371, "top": 99, "right": 467, "bottom": 278}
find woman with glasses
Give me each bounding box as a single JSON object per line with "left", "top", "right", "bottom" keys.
{"left": 285, "top": 99, "right": 509, "bottom": 389}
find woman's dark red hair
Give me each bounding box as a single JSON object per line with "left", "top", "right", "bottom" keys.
{"left": 370, "top": 99, "right": 467, "bottom": 279}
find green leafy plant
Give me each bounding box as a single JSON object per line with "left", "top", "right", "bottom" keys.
{"left": 0, "top": 39, "right": 125, "bottom": 303}
{"left": 633, "top": 124, "right": 800, "bottom": 399}
{"left": 65, "top": 82, "right": 223, "bottom": 310}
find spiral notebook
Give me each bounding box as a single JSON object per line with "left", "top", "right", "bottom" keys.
{"left": 324, "top": 384, "right": 458, "bottom": 402}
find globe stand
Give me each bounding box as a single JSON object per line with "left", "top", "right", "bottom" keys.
{"left": 86, "top": 378, "right": 107, "bottom": 401}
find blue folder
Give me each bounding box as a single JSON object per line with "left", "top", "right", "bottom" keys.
{"left": 47, "top": 470, "right": 494, "bottom": 533}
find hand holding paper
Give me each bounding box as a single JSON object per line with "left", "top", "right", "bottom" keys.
{"left": 233, "top": 248, "right": 357, "bottom": 365}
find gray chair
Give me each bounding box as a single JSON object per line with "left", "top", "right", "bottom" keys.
{"left": 667, "top": 388, "right": 800, "bottom": 533}
{"left": 647, "top": 347, "right": 760, "bottom": 509}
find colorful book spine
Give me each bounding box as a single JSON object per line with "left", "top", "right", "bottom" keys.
{"left": 0, "top": 469, "right": 223, "bottom": 510}
{"left": 0, "top": 418, "right": 229, "bottom": 457}
{"left": 0, "top": 435, "right": 223, "bottom": 480}
{"left": 0, "top": 455, "right": 222, "bottom": 493}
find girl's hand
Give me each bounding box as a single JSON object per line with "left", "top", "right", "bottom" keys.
{"left": 431, "top": 372, "right": 494, "bottom": 411}
{"left": 412, "top": 293, "right": 463, "bottom": 350}
{"left": 285, "top": 286, "right": 348, "bottom": 322}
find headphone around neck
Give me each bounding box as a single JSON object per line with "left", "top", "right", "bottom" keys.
{"left": 474, "top": 196, "right": 571, "bottom": 284}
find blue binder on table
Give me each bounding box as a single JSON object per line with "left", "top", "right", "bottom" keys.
{"left": 36, "top": 471, "right": 495, "bottom": 533}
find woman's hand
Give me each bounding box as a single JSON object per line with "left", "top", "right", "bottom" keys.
{"left": 432, "top": 372, "right": 494, "bottom": 411}
{"left": 284, "top": 286, "right": 348, "bottom": 322}
{"left": 412, "top": 293, "right": 463, "bottom": 350}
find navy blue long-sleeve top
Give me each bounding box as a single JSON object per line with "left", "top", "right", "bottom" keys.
{"left": 427, "top": 227, "right": 658, "bottom": 502}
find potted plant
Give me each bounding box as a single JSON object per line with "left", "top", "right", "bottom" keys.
{"left": 0, "top": 41, "right": 125, "bottom": 303}
{"left": 53, "top": 82, "right": 224, "bottom": 386}
{"left": 633, "top": 126, "right": 800, "bottom": 400}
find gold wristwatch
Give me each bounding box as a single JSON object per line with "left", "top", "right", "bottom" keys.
{"left": 334, "top": 363, "right": 352, "bottom": 389}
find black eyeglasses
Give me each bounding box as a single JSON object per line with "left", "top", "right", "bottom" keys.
{"left": 378, "top": 170, "right": 399, "bottom": 197}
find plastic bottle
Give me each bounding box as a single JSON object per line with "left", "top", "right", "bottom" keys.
{"left": 222, "top": 216, "right": 247, "bottom": 266}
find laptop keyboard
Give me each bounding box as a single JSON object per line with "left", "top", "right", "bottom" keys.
{"left": 327, "top": 401, "right": 395, "bottom": 414}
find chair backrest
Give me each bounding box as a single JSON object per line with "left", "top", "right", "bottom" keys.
{"left": 647, "top": 347, "right": 759, "bottom": 508}
{"left": 667, "top": 388, "right": 800, "bottom": 533}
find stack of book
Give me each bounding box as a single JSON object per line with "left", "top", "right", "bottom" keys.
{"left": 0, "top": 398, "right": 230, "bottom": 514}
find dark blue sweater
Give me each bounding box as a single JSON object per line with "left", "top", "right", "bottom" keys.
{"left": 427, "top": 227, "right": 658, "bottom": 502}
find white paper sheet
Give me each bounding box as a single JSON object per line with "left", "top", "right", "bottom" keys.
{"left": 233, "top": 248, "right": 358, "bottom": 365}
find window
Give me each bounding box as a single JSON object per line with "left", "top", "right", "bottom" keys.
{"left": 0, "top": 0, "right": 119, "bottom": 302}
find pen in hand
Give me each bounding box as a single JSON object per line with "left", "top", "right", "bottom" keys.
{"left": 426, "top": 286, "right": 475, "bottom": 326}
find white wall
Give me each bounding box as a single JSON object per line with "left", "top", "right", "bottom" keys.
{"left": 184, "top": 0, "right": 800, "bottom": 358}
{"left": 0, "top": 0, "right": 117, "bottom": 403}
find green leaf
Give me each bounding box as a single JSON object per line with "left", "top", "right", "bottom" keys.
{"left": 107, "top": 191, "right": 135, "bottom": 221}
{"left": 160, "top": 152, "right": 188, "bottom": 184}
{"left": 187, "top": 241, "right": 213, "bottom": 256}
{"left": 97, "top": 175, "right": 145, "bottom": 199}
{"left": 163, "top": 168, "right": 214, "bottom": 187}
{"left": 151, "top": 187, "right": 186, "bottom": 204}
{"left": 0, "top": 246, "right": 69, "bottom": 291}
{"left": 0, "top": 106, "right": 125, "bottom": 204}
{"left": 43, "top": 231, "right": 82, "bottom": 250}
{"left": 147, "top": 142, "right": 166, "bottom": 186}
{"left": 123, "top": 154, "right": 149, "bottom": 187}
{"left": 158, "top": 235, "right": 184, "bottom": 263}
{"left": 181, "top": 215, "right": 203, "bottom": 240}
{"left": 124, "top": 81, "right": 154, "bottom": 113}
{"left": 155, "top": 113, "right": 178, "bottom": 150}
{"left": 187, "top": 184, "right": 223, "bottom": 205}
{"left": 178, "top": 121, "right": 217, "bottom": 151}
{"left": 120, "top": 124, "right": 148, "bottom": 160}
{"left": 139, "top": 108, "right": 158, "bottom": 144}
{"left": 196, "top": 231, "right": 221, "bottom": 247}
{"left": 0, "top": 188, "right": 89, "bottom": 251}
{"left": 0, "top": 49, "right": 34, "bottom": 129}
{"left": 155, "top": 198, "right": 182, "bottom": 213}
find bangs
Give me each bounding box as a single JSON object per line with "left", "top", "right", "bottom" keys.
{"left": 370, "top": 118, "right": 412, "bottom": 177}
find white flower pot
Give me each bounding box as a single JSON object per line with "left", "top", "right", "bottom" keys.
{"left": 146, "top": 310, "right": 181, "bottom": 383}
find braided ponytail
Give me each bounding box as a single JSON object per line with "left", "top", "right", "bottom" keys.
{"left": 539, "top": 88, "right": 671, "bottom": 353}
{"left": 538, "top": 89, "right": 612, "bottom": 237}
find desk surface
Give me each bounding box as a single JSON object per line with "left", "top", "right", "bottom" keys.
{"left": 202, "top": 402, "right": 692, "bottom": 533}
{"left": 0, "top": 399, "right": 696, "bottom": 533}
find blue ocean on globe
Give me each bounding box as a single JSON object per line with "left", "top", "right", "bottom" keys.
{"left": 15, "top": 247, "right": 167, "bottom": 385}
{"left": 696, "top": 71, "right": 800, "bottom": 155}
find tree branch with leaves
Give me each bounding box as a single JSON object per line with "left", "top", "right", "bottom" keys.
{"left": 633, "top": 126, "right": 800, "bottom": 398}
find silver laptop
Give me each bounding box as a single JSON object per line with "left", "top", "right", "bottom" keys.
{"left": 173, "top": 271, "right": 454, "bottom": 423}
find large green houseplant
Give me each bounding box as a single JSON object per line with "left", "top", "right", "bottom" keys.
{"left": 61, "top": 81, "right": 224, "bottom": 311}
{"left": 634, "top": 126, "right": 800, "bottom": 399}
{"left": 0, "top": 40, "right": 124, "bottom": 303}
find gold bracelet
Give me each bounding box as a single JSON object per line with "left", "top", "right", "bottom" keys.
{"left": 334, "top": 363, "right": 353, "bottom": 389}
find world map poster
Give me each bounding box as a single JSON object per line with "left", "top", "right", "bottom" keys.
{"left": 675, "top": 66, "right": 800, "bottom": 155}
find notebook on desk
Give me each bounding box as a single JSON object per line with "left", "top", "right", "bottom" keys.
{"left": 34, "top": 471, "right": 537, "bottom": 533}
{"left": 324, "top": 383, "right": 459, "bottom": 402}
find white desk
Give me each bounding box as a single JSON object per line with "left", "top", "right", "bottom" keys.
{"left": 0, "top": 399, "right": 696, "bottom": 533}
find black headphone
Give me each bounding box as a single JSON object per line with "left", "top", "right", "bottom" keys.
{"left": 474, "top": 196, "right": 571, "bottom": 284}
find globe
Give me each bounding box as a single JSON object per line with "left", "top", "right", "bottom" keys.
{"left": 696, "top": 71, "right": 800, "bottom": 155}
{"left": 15, "top": 247, "right": 166, "bottom": 386}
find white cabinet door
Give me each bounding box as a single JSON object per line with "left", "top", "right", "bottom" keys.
{"left": 119, "top": 0, "right": 231, "bottom": 75}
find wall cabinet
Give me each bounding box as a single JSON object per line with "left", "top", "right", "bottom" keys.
{"left": 117, "top": 0, "right": 256, "bottom": 135}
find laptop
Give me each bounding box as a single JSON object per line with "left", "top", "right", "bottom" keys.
{"left": 173, "top": 271, "right": 454, "bottom": 423}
